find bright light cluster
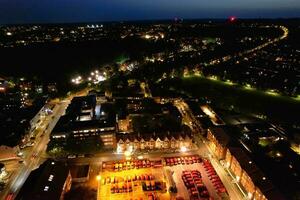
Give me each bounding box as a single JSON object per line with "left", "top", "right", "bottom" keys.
{"left": 71, "top": 76, "right": 82, "bottom": 84}
{"left": 88, "top": 70, "right": 106, "bottom": 84}
{"left": 71, "top": 69, "right": 107, "bottom": 85}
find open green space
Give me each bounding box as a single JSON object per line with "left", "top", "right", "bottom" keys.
{"left": 167, "top": 76, "right": 300, "bottom": 125}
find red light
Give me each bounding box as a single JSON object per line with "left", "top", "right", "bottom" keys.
{"left": 229, "top": 16, "right": 236, "bottom": 22}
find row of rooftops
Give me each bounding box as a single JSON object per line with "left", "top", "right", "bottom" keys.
{"left": 116, "top": 131, "right": 192, "bottom": 143}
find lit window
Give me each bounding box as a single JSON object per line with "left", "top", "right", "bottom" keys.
{"left": 44, "top": 186, "right": 49, "bottom": 191}
{"left": 48, "top": 174, "right": 54, "bottom": 181}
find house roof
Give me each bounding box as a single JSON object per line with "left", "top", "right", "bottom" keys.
{"left": 209, "top": 127, "right": 230, "bottom": 147}
{"left": 116, "top": 131, "right": 192, "bottom": 143}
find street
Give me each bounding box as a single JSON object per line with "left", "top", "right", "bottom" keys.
{"left": 174, "top": 99, "right": 245, "bottom": 200}
{"left": 0, "top": 100, "right": 69, "bottom": 200}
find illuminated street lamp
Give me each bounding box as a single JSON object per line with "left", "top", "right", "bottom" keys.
{"left": 180, "top": 146, "right": 187, "bottom": 153}
{"left": 96, "top": 175, "right": 101, "bottom": 200}
{"left": 96, "top": 175, "right": 101, "bottom": 181}
{"left": 124, "top": 150, "right": 131, "bottom": 157}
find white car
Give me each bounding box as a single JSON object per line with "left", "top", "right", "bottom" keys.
{"left": 67, "top": 155, "right": 76, "bottom": 159}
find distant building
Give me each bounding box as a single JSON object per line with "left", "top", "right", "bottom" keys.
{"left": 35, "top": 85, "right": 43, "bottom": 94}
{"left": 47, "top": 83, "right": 58, "bottom": 93}
{"left": 16, "top": 159, "right": 72, "bottom": 200}
{"left": 19, "top": 81, "right": 33, "bottom": 91}
{"left": 0, "top": 77, "right": 8, "bottom": 93}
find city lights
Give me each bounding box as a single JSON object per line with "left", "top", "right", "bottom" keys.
{"left": 124, "top": 151, "right": 131, "bottom": 157}
{"left": 96, "top": 175, "right": 101, "bottom": 181}
{"left": 180, "top": 146, "right": 187, "bottom": 153}
{"left": 0, "top": 11, "right": 298, "bottom": 200}
{"left": 229, "top": 16, "right": 237, "bottom": 22}
{"left": 71, "top": 76, "right": 82, "bottom": 84}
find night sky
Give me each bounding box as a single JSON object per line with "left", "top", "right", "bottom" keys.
{"left": 1, "top": 0, "right": 300, "bottom": 24}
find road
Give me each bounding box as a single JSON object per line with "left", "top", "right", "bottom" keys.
{"left": 0, "top": 100, "right": 69, "bottom": 200}
{"left": 207, "top": 25, "right": 289, "bottom": 66}
{"left": 173, "top": 99, "right": 204, "bottom": 134}
{"left": 173, "top": 99, "right": 245, "bottom": 200}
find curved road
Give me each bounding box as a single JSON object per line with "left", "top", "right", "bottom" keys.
{"left": 208, "top": 25, "right": 289, "bottom": 66}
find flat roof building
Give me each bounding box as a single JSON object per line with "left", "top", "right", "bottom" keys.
{"left": 16, "top": 159, "right": 71, "bottom": 200}
{"left": 51, "top": 95, "right": 116, "bottom": 148}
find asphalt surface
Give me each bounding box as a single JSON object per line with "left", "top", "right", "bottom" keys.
{"left": 0, "top": 100, "right": 69, "bottom": 200}
{"left": 174, "top": 99, "right": 245, "bottom": 200}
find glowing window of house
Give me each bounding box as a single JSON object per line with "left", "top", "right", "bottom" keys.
{"left": 44, "top": 186, "right": 49, "bottom": 191}
{"left": 48, "top": 174, "right": 54, "bottom": 182}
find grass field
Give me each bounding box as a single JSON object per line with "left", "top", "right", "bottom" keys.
{"left": 179, "top": 76, "right": 300, "bottom": 125}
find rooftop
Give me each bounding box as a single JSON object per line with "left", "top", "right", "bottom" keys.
{"left": 209, "top": 127, "right": 231, "bottom": 147}
{"left": 15, "top": 159, "right": 70, "bottom": 200}
{"left": 229, "top": 147, "right": 285, "bottom": 200}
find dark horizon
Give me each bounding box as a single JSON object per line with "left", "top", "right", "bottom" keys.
{"left": 1, "top": 17, "right": 300, "bottom": 26}
{"left": 1, "top": 0, "right": 300, "bottom": 25}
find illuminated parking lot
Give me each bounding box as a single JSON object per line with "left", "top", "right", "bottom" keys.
{"left": 99, "top": 167, "right": 170, "bottom": 200}
{"left": 97, "top": 155, "right": 227, "bottom": 200}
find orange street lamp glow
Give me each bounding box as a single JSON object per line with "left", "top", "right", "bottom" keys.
{"left": 96, "top": 175, "right": 101, "bottom": 181}
{"left": 124, "top": 151, "right": 131, "bottom": 157}
{"left": 180, "top": 146, "right": 187, "bottom": 153}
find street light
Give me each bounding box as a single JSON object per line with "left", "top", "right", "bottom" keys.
{"left": 96, "top": 175, "right": 101, "bottom": 200}
{"left": 180, "top": 146, "right": 187, "bottom": 153}
{"left": 124, "top": 151, "right": 131, "bottom": 157}
{"left": 96, "top": 175, "right": 101, "bottom": 181}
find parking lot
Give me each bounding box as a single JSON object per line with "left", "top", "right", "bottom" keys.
{"left": 99, "top": 167, "right": 170, "bottom": 200}
{"left": 98, "top": 155, "right": 228, "bottom": 200}
{"left": 169, "top": 163, "right": 224, "bottom": 200}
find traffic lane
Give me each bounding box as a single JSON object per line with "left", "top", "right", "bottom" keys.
{"left": 174, "top": 99, "right": 243, "bottom": 199}
{"left": 196, "top": 143, "right": 243, "bottom": 200}
{"left": 0, "top": 102, "right": 68, "bottom": 199}
{"left": 65, "top": 151, "right": 201, "bottom": 165}
{"left": 209, "top": 157, "right": 243, "bottom": 200}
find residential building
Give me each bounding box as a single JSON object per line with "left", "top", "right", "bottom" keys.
{"left": 207, "top": 127, "right": 285, "bottom": 200}
{"left": 225, "top": 148, "right": 285, "bottom": 200}
{"left": 207, "top": 127, "right": 230, "bottom": 159}
{"left": 116, "top": 131, "right": 193, "bottom": 152}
